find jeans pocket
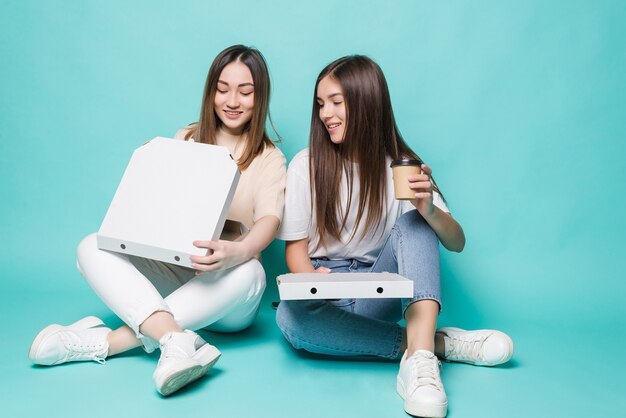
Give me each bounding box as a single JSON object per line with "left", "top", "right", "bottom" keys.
{"left": 311, "top": 259, "right": 321, "bottom": 269}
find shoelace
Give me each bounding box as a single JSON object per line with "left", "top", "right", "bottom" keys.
{"left": 410, "top": 353, "right": 443, "bottom": 393}
{"left": 66, "top": 342, "right": 107, "bottom": 364}
{"left": 446, "top": 334, "right": 488, "bottom": 362}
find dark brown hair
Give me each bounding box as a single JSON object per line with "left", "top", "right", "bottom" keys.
{"left": 309, "top": 55, "right": 443, "bottom": 248}
{"left": 185, "top": 45, "right": 278, "bottom": 170}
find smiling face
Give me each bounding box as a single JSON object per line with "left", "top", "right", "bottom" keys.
{"left": 213, "top": 61, "right": 255, "bottom": 135}
{"left": 316, "top": 75, "right": 347, "bottom": 144}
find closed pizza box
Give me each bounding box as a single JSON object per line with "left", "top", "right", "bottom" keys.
{"left": 277, "top": 272, "right": 413, "bottom": 300}
{"left": 97, "top": 137, "right": 239, "bottom": 268}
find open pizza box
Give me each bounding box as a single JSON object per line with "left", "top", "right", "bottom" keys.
{"left": 97, "top": 137, "right": 239, "bottom": 268}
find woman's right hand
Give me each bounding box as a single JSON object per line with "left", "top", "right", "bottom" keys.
{"left": 314, "top": 266, "right": 331, "bottom": 274}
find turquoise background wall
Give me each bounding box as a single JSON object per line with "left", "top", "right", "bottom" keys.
{"left": 1, "top": 1, "right": 624, "bottom": 417}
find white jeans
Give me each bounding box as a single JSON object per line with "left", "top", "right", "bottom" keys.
{"left": 76, "top": 233, "right": 266, "bottom": 352}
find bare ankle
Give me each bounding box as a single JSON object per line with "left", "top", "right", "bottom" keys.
{"left": 406, "top": 344, "right": 435, "bottom": 358}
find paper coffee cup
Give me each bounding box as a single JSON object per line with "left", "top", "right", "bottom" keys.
{"left": 391, "top": 159, "right": 422, "bottom": 200}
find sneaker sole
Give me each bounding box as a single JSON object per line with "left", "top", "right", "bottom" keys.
{"left": 397, "top": 379, "right": 447, "bottom": 418}
{"left": 28, "top": 316, "right": 105, "bottom": 365}
{"left": 157, "top": 354, "right": 221, "bottom": 397}
{"left": 438, "top": 327, "right": 514, "bottom": 366}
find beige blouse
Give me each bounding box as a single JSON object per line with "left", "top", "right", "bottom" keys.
{"left": 175, "top": 128, "right": 286, "bottom": 240}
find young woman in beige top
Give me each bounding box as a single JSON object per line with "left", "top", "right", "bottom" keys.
{"left": 28, "top": 45, "right": 286, "bottom": 396}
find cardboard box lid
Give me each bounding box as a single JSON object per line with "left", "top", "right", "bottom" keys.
{"left": 97, "top": 137, "right": 240, "bottom": 267}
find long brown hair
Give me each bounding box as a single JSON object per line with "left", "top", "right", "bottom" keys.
{"left": 185, "top": 45, "right": 278, "bottom": 170}
{"left": 310, "top": 55, "right": 443, "bottom": 248}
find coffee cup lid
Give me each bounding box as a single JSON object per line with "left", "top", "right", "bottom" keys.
{"left": 390, "top": 159, "right": 422, "bottom": 168}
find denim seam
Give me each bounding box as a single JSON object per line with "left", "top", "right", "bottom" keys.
{"left": 411, "top": 293, "right": 440, "bottom": 301}
{"left": 403, "top": 296, "right": 442, "bottom": 317}
{"left": 394, "top": 225, "right": 404, "bottom": 276}
{"left": 390, "top": 324, "right": 403, "bottom": 359}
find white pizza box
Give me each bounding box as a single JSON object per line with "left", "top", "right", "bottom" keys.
{"left": 277, "top": 272, "right": 413, "bottom": 300}
{"left": 97, "top": 137, "right": 240, "bottom": 268}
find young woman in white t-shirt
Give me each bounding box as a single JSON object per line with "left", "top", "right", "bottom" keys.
{"left": 276, "top": 55, "right": 513, "bottom": 418}
{"left": 28, "top": 45, "right": 286, "bottom": 396}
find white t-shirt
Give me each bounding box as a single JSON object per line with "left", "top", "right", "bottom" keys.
{"left": 277, "top": 149, "right": 449, "bottom": 263}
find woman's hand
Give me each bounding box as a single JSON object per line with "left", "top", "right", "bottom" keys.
{"left": 190, "top": 216, "right": 280, "bottom": 274}
{"left": 285, "top": 239, "right": 331, "bottom": 274}
{"left": 190, "top": 240, "right": 252, "bottom": 274}
{"left": 407, "top": 164, "right": 466, "bottom": 252}
{"left": 409, "top": 164, "right": 435, "bottom": 217}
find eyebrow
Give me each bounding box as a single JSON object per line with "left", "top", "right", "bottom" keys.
{"left": 316, "top": 93, "right": 343, "bottom": 101}
{"left": 217, "top": 80, "right": 254, "bottom": 87}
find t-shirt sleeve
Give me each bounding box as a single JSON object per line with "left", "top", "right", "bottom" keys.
{"left": 433, "top": 191, "right": 449, "bottom": 213}
{"left": 400, "top": 191, "right": 450, "bottom": 214}
{"left": 252, "top": 148, "right": 287, "bottom": 223}
{"left": 276, "top": 154, "right": 311, "bottom": 241}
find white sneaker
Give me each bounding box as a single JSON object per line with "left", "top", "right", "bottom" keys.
{"left": 397, "top": 350, "right": 448, "bottom": 418}
{"left": 437, "top": 327, "right": 514, "bottom": 366}
{"left": 28, "top": 316, "right": 111, "bottom": 366}
{"left": 153, "top": 330, "right": 221, "bottom": 396}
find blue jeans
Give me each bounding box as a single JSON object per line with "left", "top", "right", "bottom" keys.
{"left": 276, "top": 210, "right": 441, "bottom": 360}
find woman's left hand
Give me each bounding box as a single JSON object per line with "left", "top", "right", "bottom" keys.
{"left": 190, "top": 240, "right": 251, "bottom": 274}
{"left": 409, "top": 164, "right": 435, "bottom": 217}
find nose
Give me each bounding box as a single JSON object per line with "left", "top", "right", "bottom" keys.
{"left": 226, "top": 92, "right": 239, "bottom": 108}
{"left": 320, "top": 105, "right": 332, "bottom": 120}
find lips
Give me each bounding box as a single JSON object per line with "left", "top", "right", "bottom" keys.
{"left": 223, "top": 110, "right": 243, "bottom": 119}
{"left": 326, "top": 122, "right": 341, "bottom": 132}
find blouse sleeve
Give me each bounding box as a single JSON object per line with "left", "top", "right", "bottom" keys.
{"left": 174, "top": 125, "right": 195, "bottom": 140}
{"left": 252, "top": 147, "right": 287, "bottom": 223}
